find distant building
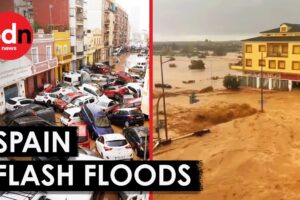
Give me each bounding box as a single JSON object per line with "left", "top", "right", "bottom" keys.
{"left": 103, "top": 0, "right": 116, "bottom": 65}
{"left": 53, "top": 30, "right": 72, "bottom": 81}
{"left": 230, "top": 23, "right": 300, "bottom": 91}
{"left": 0, "top": 0, "right": 34, "bottom": 24}
{"left": 32, "top": 0, "right": 84, "bottom": 71}
{"left": 113, "top": 4, "right": 129, "bottom": 49}
{"left": 24, "top": 30, "right": 58, "bottom": 98}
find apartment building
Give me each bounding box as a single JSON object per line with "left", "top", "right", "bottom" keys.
{"left": 113, "top": 5, "right": 129, "bottom": 49}
{"left": 0, "top": 0, "right": 33, "bottom": 24}
{"left": 24, "top": 30, "right": 58, "bottom": 98}
{"left": 103, "top": 0, "right": 116, "bottom": 64}
{"left": 53, "top": 30, "right": 72, "bottom": 81}
{"left": 31, "top": 0, "right": 84, "bottom": 71}
{"left": 230, "top": 23, "right": 300, "bottom": 91}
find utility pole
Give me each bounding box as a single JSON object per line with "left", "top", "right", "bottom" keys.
{"left": 160, "top": 55, "right": 169, "bottom": 141}
{"left": 260, "top": 52, "right": 264, "bottom": 112}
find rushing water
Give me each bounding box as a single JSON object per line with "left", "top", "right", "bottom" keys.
{"left": 153, "top": 53, "right": 242, "bottom": 90}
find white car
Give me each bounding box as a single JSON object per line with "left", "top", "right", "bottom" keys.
{"left": 6, "top": 97, "right": 34, "bottom": 112}
{"left": 51, "top": 86, "right": 76, "bottom": 96}
{"left": 96, "top": 133, "right": 133, "bottom": 160}
{"left": 96, "top": 98, "right": 119, "bottom": 113}
{"left": 90, "top": 74, "right": 108, "bottom": 84}
{"left": 60, "top": 107, "right": 82, "bottom": 126}
{"left": 62, "top": 72, "right": 81, "bottom": 86}
{"left": 130, "top": 74, "right": 144, "bottom": 84}
{"left": 67, "top": 95, "right": 97, "bottom": 108}
{"left": 124, "top": 83, "right": 143, "bottom": 97}
{"left": 34, "top": 92, "right": 59, "bottom": 106}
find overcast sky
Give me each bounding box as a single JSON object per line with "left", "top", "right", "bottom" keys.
{"left": 116, "top": 0, "right": 149, "bottom": 33}
{"left": 154, "top": 0, "right": 300, "bottom": 41}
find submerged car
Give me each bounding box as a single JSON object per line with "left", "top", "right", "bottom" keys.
{"left": 80, "top": 103, "right": 114, "bottom": 139}
{"left": 60, "top": 107, "right": 82, "bottom": 126}
{"left": 5, "top": 97, "right": 34, "bottom": 112}
{"left": 123, "top": 126, "right": 149, "bottom": 158}
{"left": 109, "top": 108, "right": 144, "bottom": 127}
{"left": 34, "top": 92, "right": 60, "bottom": 106}
{"left": 8, "top": 116, "right": 55, "bottom": 126}
{"left": 4, "top": 104, "right": 55, "bottom": 125}
{"left": 54, "top": 92, "right": 83, "bottom": 111}
{"left": 70, "top": 123, "right": 91, "bottom": 149}
{"left": 95, "top": 133, "right": 133, "bottom": 160}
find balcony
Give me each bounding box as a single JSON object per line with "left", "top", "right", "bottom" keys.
{"left": 229, "top": 64, "right": 243, "bottom": 71}
{"left": 57, "top": 53, "right": 73, "bottom": 64}
{"left": 267, "top": 52, "right": 288, "bottom": 57}
{"left": 32, "top": 58, "right": 58, "bottom": 75}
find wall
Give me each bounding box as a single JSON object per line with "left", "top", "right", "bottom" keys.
{"left": 32, "top": 0, "right": 69, "bottom": 32}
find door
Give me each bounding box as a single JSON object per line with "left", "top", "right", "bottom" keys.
{"left": 4, "top": 84, "right": 18, "bottom": 101}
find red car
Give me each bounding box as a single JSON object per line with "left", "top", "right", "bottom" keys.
{"left": 115, "top": 71, "right": 136, "bottom": 82}
{"left": 92, "top": 63, "right": 111, "bottom": 74}
{"left": 54, "top": 92, "right": 83, "bottom": 111}
{"left": 103, "top": 86, "right": 129, "bottom": 100}
{"left": 70, "top": 123, "right": 91, "bottom": 149}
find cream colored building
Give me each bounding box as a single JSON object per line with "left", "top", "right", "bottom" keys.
{"left": 230, "top": 23, "right": 300, "bottom": 91}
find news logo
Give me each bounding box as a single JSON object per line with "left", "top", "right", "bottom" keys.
{"left": 0, "top": 12, "right": 33, "bottom": 60}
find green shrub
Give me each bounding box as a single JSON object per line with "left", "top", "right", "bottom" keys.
{"left": 189, "top": 60, "right": 205, "bottom": 70}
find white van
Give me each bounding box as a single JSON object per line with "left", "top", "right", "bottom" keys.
{"left": 63, "top": 72, "right": 81, "bottom": 86}
{"left": 78, "top": 83, "right": 102, "bottom": 97}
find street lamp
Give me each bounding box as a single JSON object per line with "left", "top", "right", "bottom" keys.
{"left": 49, "top": 4, "right": 53, "bottom": 32}
{"left": 157, "top": 55, "right": 175, "bottom": 144}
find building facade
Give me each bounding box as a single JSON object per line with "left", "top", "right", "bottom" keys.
{"left": 83, "top": 30, "right": 95, "bottom": 66}
{"left": 32, "top": 0, "right": 84, "bottom": 71}
{"left": 0, "top": 0, "right": 33, "bottom": 24}
{"left": 24, "top": 31, "right": 58, "bottom": 98}
{"left": 103, "top": 0, "right": 116, "bottom": 64}
{"left": 53, "top": 30, "right": 72, "bottom": 81}
{"left": 113, "top": 5, "right": 129, "bottom": 49}
{"left": 230, "top": 23, "right": 300, "bottom": 91}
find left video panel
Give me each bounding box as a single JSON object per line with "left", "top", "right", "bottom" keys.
{"left": 0, "top": 0, "right": 149, "bottom": 199}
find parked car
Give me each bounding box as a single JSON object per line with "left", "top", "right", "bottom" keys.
{"left": 62, "top": 72, "right": 81, "bottom": 86}
{"left": 78, "top": 83, "right": 103, "bottom": 97}
{"left": 60, "top": 107, "right": 82, "bottom": 126}
{"left": 102, "top": 86, "right": 129, "bottom": 100}
{"left": 129, "top": 74, "right": 144, "bottom": 84}
{"left": 4, "top": 103, "right": 55, "bottom": 125}
{"left": 129, "top": 65, "right": 146, "bottom": 73}
{"left": 5, "top": 97, "right": 34, "bottom": 112}
{"left": 123, "top": 126, "right": 149, "bottom": 158}
{"left": 54, "top": 92, "right": 83, "bottom": 111}
{"left": 124, "top": 83, "right": 143, "bottom": 97}
{"left": 90, "top": 74, "right": 108, "bottom": 85}
{"left": 109, "top": 108, "right": 144, "bottom": 127}
{"left": 115, "top": 71, "right": 136, "bottom": 82}
{"left": 95, "top": 133, "right": 133, "bottom": 160}
{"left": 80, "top": 103, "right": 114, "bottom": 139}
{"left": 8, "top": 116, "right": 55, "bottom": 126}
{"left": 68, "top": 95, "right": 97, "bottom": 107}
{"left": 70, "top": 123, "right": 91, "bottom": 149}
{"left": 34, "top": 92, "right": 60, "bottom": 107}
{"left": 50, "top": 86, "right": 77, "bottom": 96}
{"left": 96, "top": 98, "right": 119, "bottom": 113}
{"left": 92, "top": 63, "right": 111, "bottom": 74}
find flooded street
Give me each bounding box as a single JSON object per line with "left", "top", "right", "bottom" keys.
{"left": 153, "top": 53, "right": 242, "bottom": 90}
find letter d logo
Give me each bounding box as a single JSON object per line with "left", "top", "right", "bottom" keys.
{"left": 0, "top": 12, "right": 33, "bottom": 60}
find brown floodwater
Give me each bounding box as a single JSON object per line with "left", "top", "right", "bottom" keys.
{"left": 153, "top": 52, "right": 242, "bottom": 90}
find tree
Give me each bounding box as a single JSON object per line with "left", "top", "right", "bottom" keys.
{"left": 213, "top": 47, "right": 227, "bottom": 56}
{"left": 223, "top": 75, "right": 240, "bottom": 90}
{"left": 188, "top": 60, "right": 205, "bottom": 70}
